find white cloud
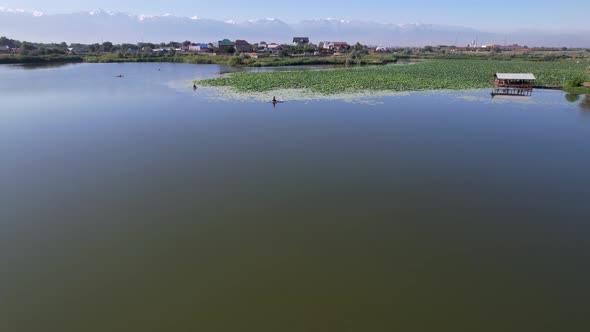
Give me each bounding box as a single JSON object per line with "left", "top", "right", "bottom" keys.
{"left": 0, "top": 6, "right": 43, "bottom": 16}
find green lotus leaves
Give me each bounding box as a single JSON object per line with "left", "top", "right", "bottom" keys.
{"left": 198, "top": 59, "right": 588, "bottom": 94}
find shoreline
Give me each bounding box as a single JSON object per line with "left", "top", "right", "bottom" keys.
{"left": 0, "top": 54, "right": 399, "bottom": 67}
{"left": 3, "top": 55, "right": 587, "bottom": 96}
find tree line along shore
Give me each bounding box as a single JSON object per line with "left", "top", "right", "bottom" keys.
{"left": 2, "top": 36, "right": 590, "bottom": 67}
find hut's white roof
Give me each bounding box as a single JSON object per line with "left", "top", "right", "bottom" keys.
{"left": 495, "top": 73, "right": 536, "bottom": 80}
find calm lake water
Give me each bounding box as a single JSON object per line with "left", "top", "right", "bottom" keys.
{"left": 1, "top": 63, "right": 589, "bottom": 331}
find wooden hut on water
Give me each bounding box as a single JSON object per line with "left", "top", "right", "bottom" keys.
{"left": 494, "top": 73, "right": 536, "bottom": 89}
{"left": 492, "top": 73, "right": 536, "bottom": 98}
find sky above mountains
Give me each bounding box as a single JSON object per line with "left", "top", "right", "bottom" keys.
{"left": 1, "top": 3, "right": 589, "bottom": 46}
{"left": 1, "top": 0, "right": 589, "bottom": 31}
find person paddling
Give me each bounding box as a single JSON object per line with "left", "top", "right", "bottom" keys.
{"left": 193, "top": 83, "right": 197, "bottom": 90}
{"left": 272, "top": 96, "right": 277, "bottom": 103}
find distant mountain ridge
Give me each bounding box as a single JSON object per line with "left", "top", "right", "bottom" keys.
{"left": 1, "top": 8, "right": 589, "bottom": 47}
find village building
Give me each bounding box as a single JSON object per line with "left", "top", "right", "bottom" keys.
{"left": 329, "top": 42, "right": 349, "bottom": 52}
{"left": 234, "top": 40, "right": 252, "bottom": 53}
{"left": 189, "top": 43, "right": 210, "bottom": 53}
{"left": 67, "top": 46, "right": 89, "bottom": 53}
{"left": 0, "top": 45, "right": 11, "bottom": 54}
{"left": 152, "top": 48, "right": 170, "bottom": 54}
{"left": 242, "top": 52, "right": 259, "bottom": 59}
{"left": 266, "top": 43, "right": 283, "bottom": 56}
{"left": 218, "top": 39, "right": 235, "bottom": 54}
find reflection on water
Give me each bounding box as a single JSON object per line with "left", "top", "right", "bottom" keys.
{"left": 564, "top": 92, "right": 590, "bottom": 110}
{"left": 579, "top": 94, "right": 590, "bottom": 109}
{"left": 12, "top": 62, "right": 81, "bottom": 70}
{"left": 1, "top": 63, "right": 590, "bottom": 331}
{"left": 565, "top": 93, "right": 581, "bottom": 103}
{"left": 491, "top": 87, "right": 533, "bottom": 98}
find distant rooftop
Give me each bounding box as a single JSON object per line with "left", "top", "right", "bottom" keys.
{"left": 218, "top": 39, "right": 234, "bottom": 46}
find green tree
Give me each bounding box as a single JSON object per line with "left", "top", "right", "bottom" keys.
{"left": 88, "top": 43, "right": 100, "bottom": 53}
{"left": 101, "top": 41, "right": 113, "bottom": 52}
{"left": 565, "top": 76, "right": 585, "bottom": 88}
{"left": 18, "top": 41, "right": 35, "bottom": 55}
{"left": 303, "top": 43, "right": 315, "bottom": 54}
{"left": 0, "top": 36, "right": 20, "bottom": 48}
{"left": 229, "top": 56, "right": 243, "bottom": 66}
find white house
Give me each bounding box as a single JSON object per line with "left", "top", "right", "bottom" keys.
{"left": 266, "top": 43, "right": 283, "bottom": 56}
{"left": 319, "top": 41, "right": 331, "bottom": 50}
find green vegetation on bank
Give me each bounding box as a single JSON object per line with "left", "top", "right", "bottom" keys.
{"left": 562, "top": 75, "right": 590, "bottom": 94}
{"left": 83, "top": 54, "right": 233, "bottom": 65}
{"left": 198, "top": 59, "right": 589, "bottom": 94}
{"left": 563, "top": 86, "right": 590, "bottom": 94}
{"left": 53, "top": 53, "right": 398, "bottom": 67}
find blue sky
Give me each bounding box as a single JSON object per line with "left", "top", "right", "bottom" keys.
{"left": 2, "top": 0, "right": 589, "bottom": 31}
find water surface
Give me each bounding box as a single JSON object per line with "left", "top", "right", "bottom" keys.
{"left": 1, "top": 63, "right": 589, "bottom": 331}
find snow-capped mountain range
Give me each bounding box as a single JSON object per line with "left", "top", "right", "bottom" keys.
{"left": 1, "top": 8, "right": 589, "bottom": 47}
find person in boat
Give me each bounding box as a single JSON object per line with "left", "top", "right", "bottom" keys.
{"left": 193, "top": 84, "right": 197, "bottom": 90}
{"left": 272, "top": 96, "right": 277, "bottom": 103}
